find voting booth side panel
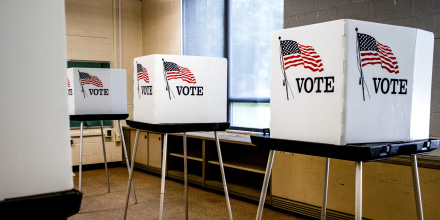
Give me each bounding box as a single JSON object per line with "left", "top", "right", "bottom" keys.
{"left": 409, "top": 29, "right": 434, "bottom": 141}
{"left": 206, "top": 57, "right": 228, "bottom": 123}
{"left": 0, "top": 0, "right": 74, "bottom": 201}
{"left": 110, "top": 69, "right": 128, "bottom": 114}
{"left": 269, "top": 20, "right": 346, "bottom": 145}
{"left": 133, "top": 56, "right": 159, "bottom": 124}
{"left": 344, "top": 20, "right": 433, "bottom": 144}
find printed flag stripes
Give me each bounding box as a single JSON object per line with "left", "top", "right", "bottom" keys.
{"left": 357, "top": 33, "right": 399, "bottom": 74}
{"left": 280, "top": 40, "right": 324, "bottom": 72}
{"left": 137, "top": 63, "right": 150, "bottom": 83}
{"left": 79, "top": 71, "right": 103, "bottom": 87}
{"left": 163, "top": 61, "right": 197, "bottom": 84}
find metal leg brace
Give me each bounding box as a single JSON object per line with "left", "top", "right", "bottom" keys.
{"left": 411, "top": 155, "right": 424, "bottom": 220}
{"left": 215, "top": 131, "right": 233, "bottom": 220}
{"left": 159, "top": 133, "right": 168, "bottom": 220}
{"left": 184, "top": 132, "right": 188, "bottom": 220}
{"left": 100, "top": 120, "right": 110, "bottom": 193}
{"left": 118, "top": 120, "right": 137, "bottom": 204}
{"left": 256, "top": 150, "right": 275, "bottom": 220}
{"left": 78, "top": 121, "right": 84, "bottom": 214}
{"left": 321, "top": 158, "right": 330, "bottom": 220}
{"left": 123, "top": 129, "right": 140, "bottom": 220}
{"left": 355, "top": 161, "right": 362, "bottom": 220}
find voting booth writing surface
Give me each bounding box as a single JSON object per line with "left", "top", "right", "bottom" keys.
{"left": 270, "top": 19, "right": 434, "bottom": 145}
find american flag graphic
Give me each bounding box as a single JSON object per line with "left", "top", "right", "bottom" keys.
{"left": 137, "top": 63, "right": 150, "bottom": 83}
{"left": 163, "top": 61, "right": 196, "bottom": 84}
{"left": 357, "top": 33, "right": 399, "bottom": 74}
{"left": 79, "top": 71, "right": 103, "bottom": 87}
{"left": 67, "top": 77, "right": 70, "bottom": 87}
{"left": 280, "top": 40, "right": 324, "bottom": 72}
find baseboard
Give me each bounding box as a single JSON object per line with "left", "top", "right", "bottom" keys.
{"left": 271, "top": 196, "right": 371, "bottom": 220}
{"left": 72, "top": 162, "right": 124, "bottom": 172}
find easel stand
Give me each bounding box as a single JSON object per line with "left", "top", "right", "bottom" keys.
{"left": 123, "top": 120, "right": 232, "bottom": 220}
{"left": 250, "top": 135, "right": 439, "bottom": 220}
{"left": 70, "top": 114, "right": 137, "bottom": 213}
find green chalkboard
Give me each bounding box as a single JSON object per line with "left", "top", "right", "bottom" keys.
{"left": 67, "top": 60, "right": 112, "bottom": 128}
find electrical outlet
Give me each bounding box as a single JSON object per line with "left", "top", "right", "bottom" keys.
{"left": 104, "top": 129, "right": 112, "bottom": 138}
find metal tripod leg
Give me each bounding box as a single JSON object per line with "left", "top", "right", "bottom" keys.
{"left": 123, "top": 129, "right": 140, "bottom": 220}
{"left": 184, "top": 133, "right": 189, "bottom": 220}
{"left": 215, "top": 131, "right": 233, "bottom": 220}
{"left": 118, "top": 120, "right": 137, "bottom": 204}
{"left": 159, "top": 133, "right": 168, "bottom": 220}
{"left": 411, "top": 155, "right": 424, "bottom": 220}
{"left": 321, "top": 158, "right": 330, "bottom": 220}
{"left": 100, "top": 120, "right": 110, "bottom": 193}
{"left": 256, "top": 150, "right": 275, "bottom": 220}
{"left": 78, "top": 121, "right": 84, "bottom": 214}
{"left": 355, "top": 161, "right": 362, "bottom": 220}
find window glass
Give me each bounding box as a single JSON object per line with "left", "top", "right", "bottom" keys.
{"left": 230, "top": 102, "right": 270, "bottom": 128}
{"left": 182, "top": 0, "right": 283, "bottom": 129}
{"left": 228, "top": 0, "right": 283, "bottom": 100}
{"left": 183, "top": 0, "right": 225, "bottom": 58}
{"left": 228, "top": 0, "right": 283, "bottom": 128}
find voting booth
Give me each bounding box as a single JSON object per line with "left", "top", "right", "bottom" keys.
{"left": 270, "top": 19, "right": 434, "bottom": 145}
{"left": 133, "top": 54, "right": 227, "bottom": 124}
{"left": 124, "top": 55, "right": 232, "bottom": 220}
{"left": 67, "top": 68, "right": 127, "bottom": 115}
{"left": 67, "top": 67, "right": 136, "bottom": 213}
{"left": 0, "top": 0, "right": 81, "bottom": 218}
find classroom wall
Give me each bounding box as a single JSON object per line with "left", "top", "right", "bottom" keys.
{"left": 272, "top": 1, "right": 440, "bottom": 219}
{"left": 65, "top": 0, "right": 181, "bottom": 166}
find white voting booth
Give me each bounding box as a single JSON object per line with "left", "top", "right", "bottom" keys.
{"left": 270, "top": 19, "right": 434, "bottom": 145}
{"left": 0, "top": 0, "right": 80, "bottom": 217}
{"left": 124, "top": 54, "right": 232, "bottom": 220}
{"left": 67, "top": 68, "right": 127, "bottom": 115}
{"left": 67, "top": 67, "right": 137, "bottom": 213}
{"left": 133, "top": 54, "right": 227, "bottom": 124}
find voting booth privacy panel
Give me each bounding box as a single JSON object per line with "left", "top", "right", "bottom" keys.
{"left": 133, "top": 54, "right": 227, "bottom": 124}
{"left": 0, "top": 1, "right": 74, "bottom": 202}
{"left": 270, "top": 19, "right": 434, "bottom": 145}
{"left": 67, "top": 68, "right": 127, "bottom": 115}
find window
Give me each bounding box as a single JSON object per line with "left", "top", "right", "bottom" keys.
{"left": 182, "top": 0, "right": 283, "bottom": 130}
{"left": 67, "top": 60, "right": 112, "bottom": 128}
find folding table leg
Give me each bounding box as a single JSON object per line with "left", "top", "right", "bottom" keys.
{"left": 321, "top": 158, "right": 330, "bottom": 220}
{"left": 123, "top": 129, "right": 140, "bottom": 220}
{"left": 118, "top": 120, "right": 137, "bottom": 204}
{"left": 256, "top": 149, "right": 275, "bottom": 220}
{"left": 184, "top": 132, "right": 189, "bottom": 220}
{"left": 355, "top": 161, "right": 362, "bottom": 220}
{"left": 159, "top": 133, "right": 169, "bottom": 220}
{"left": 78, "top": 121, "right": 84, "bottom": 214}
{"left": 214, "top": 131, "right": 233, "bottom": 220}
{"left": 100, "top": 120, "right": 110, "bottom": 193}
{"left": 411, "top": 155, "right": 424, "bottom": 220}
